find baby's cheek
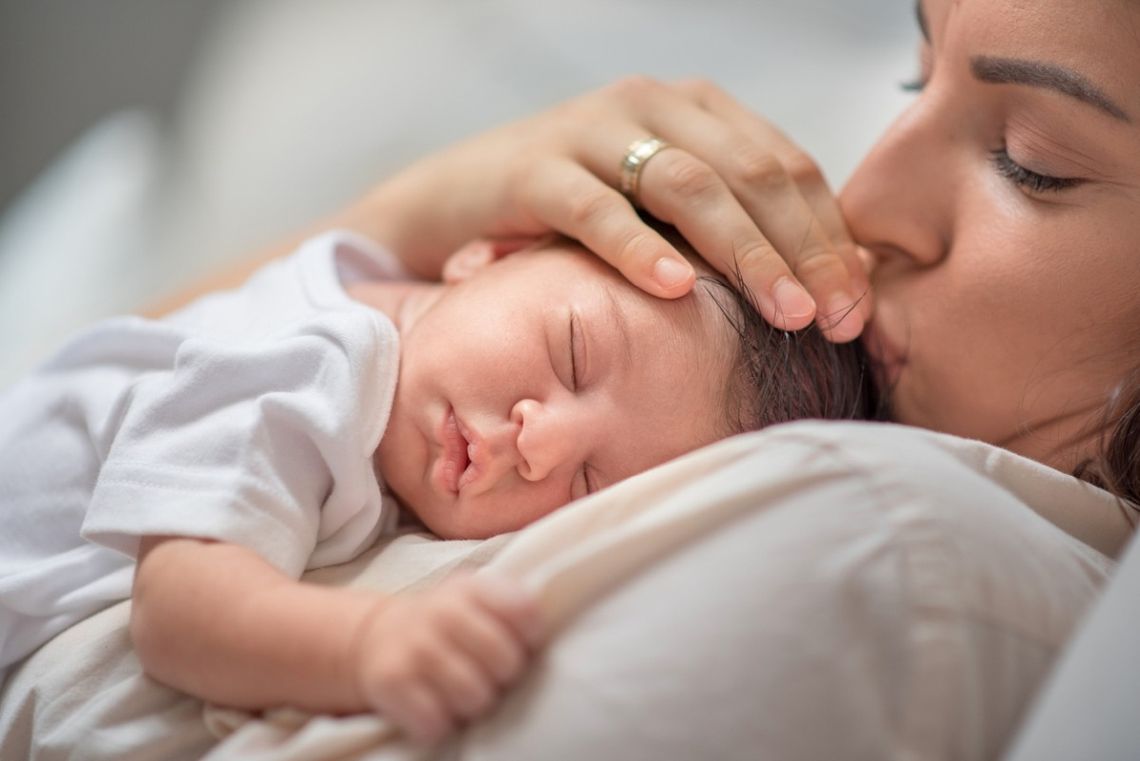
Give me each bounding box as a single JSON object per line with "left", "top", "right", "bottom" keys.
{"left": 465, "top": 486, "right": 567, "bottom": 539}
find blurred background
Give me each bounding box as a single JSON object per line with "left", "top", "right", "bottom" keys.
{"left": 0, "top": 0, "right": 917, "bottom": 385}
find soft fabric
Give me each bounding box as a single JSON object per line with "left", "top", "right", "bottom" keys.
{"left": 1003, "top": 531, "right": 1140, "bottom": 760}
{"left": 0, "top": 230, "right": 403, "bottom": 677}
{"left": 1, "top": 422, "right": 1131, "bottom": 760}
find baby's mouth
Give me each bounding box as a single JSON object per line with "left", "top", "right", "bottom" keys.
{"left": 442, "top": 408, "right": 471, "bottom": 494}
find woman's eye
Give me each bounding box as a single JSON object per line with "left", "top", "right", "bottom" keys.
{"left": 991, "top": 148, "right": 1083, "bottom": 193}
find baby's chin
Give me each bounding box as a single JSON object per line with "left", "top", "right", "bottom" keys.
{"left": 385, "top": 488, "right": 474, "bottom": 540}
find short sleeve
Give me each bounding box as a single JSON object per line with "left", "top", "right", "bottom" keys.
{"left": 81, "top": 308, "right": 399, "bottom": 578}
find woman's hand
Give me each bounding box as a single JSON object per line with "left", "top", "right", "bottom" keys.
{"left": 352, "top": 573, "right": 543, "bottom": 745}
{"left": 367, "top": 77, "right": 871, "bottom": 341}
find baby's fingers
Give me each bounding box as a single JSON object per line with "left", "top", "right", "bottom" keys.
{"left": 421, "top": 645, "right": 498, "bottom": 722}
{"left": 374, "top": 681, "right": 453, "bottom": 746}
{"left": 443, "top": 598, "right": 529, "bottom": 685}
{"left": 468, "top": 572, "right": 545, "bottom": 649}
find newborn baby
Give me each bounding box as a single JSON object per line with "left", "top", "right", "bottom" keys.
{"left": 0, "top": 227, "right": 875, "bottom": 743}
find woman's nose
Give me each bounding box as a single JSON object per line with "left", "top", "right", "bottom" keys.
{"left": 839, "top": 97, "right": 952, "bottom": 270}
{"left": 510, "top": 398, "right": 583, "bottom": 482}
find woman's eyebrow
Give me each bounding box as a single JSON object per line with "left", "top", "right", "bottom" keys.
{"left": 970, "top": 56, "right": 1132, "bottom": 124}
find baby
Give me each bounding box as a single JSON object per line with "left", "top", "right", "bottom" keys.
{"left": 0, "top": 226, "right": 876, "bottom": 743}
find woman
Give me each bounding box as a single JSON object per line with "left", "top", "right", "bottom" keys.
{"left": 143, "top": 0, "right": 1137, "bottom": 756}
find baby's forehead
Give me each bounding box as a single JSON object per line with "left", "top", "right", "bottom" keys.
{"left": 522, "top": 239, "right": 740, "bottom": 440}
{"left": 540, "top": 238, "right": 735, "bottom": 338}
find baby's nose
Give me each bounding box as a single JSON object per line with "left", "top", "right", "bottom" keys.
{"left": 510, "top": 398, "right": 579, "bottom": 483}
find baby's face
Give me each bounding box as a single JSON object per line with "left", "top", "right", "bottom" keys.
{"left": 373, "top": 240, "right": 734, "bottom": 539}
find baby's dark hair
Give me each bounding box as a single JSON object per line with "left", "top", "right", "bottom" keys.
{"left": 649, "top": 217, "right": 885, "bottom": 435}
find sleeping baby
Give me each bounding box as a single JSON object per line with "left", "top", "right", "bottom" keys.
{"left": 0, "top": 225, "right": 877, "bottom": 743}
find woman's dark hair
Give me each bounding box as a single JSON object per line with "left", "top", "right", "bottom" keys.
{"left": 1073, "top": 368, "right": 1140, "bottom": 521}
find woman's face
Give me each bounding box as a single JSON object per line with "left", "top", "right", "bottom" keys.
{"left": 842, "top": 0, "right": 1140, "bottom": 470}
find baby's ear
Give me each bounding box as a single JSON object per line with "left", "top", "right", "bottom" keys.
{"left": 441, "top": 237, "right": 538, "bottom": 283}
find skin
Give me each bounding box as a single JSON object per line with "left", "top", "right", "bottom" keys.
{"left": 349, "top": 239, "right": 735, "bottom": 539}
{"left": 842, "top": 0, "right": 1140, "bottom": 472}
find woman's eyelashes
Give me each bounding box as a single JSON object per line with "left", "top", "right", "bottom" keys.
{"left": 991, "top": 147, "right": 1083, "bottom": 193}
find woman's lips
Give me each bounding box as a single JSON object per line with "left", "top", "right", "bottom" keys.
{"left": 440, "top": 407, "right": 471, "bottom": 494}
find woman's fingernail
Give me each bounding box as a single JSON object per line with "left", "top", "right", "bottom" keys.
{"left": 772, "top": 277, "right": 816, "bottom": 324}
{"left": 653, "top": 257, "right": 694, "bottom": 290}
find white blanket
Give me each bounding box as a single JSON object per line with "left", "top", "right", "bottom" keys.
{"left": 1, "top": 421, "right": 1131, "bottom": 760}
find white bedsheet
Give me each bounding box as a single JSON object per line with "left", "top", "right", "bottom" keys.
{"left": 1, "top": 421, "right": 1131, "bottom": 760}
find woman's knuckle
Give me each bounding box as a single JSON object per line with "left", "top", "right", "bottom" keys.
{"left": 783, "top": 152, "right": 825, "bottom": 185}
{"left": 793, "top": 246, "right": 845, "bottom": 281}
{"left": 609, "top": 74, "right": 662, "bottom": 103}
{"left": 616, "top": 230, "right": 661, "bottom": 265}
{"left": 734, "top": 239, "right": 780, "bottom": 271}
{"left": 737, "top": 152, "right": 790, "bottom": 193}
{"left": 661, "top": 157, "right": 720, "bottom": 201}
{"left": 566, "top": 189, "right": 619, "bottom": 227}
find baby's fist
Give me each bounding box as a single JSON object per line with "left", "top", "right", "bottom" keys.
{"left": 353, "top": 572, "right": 543, "bottom": 744}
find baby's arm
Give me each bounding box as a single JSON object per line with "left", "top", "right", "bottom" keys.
{"left": 131, "top": 537, "right": 543, "bottom": 743}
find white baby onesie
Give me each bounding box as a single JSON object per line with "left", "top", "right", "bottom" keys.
{"left": 0, "top": 230, "right": 403, "bottom": 678}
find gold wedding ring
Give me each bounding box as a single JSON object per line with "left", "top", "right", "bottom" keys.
{"left": 619, "top": 137, "right": 671, "bottom": 206}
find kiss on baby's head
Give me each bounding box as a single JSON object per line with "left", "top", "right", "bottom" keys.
{"left": 355, "top": 222, "right": 879, "bottom": 541}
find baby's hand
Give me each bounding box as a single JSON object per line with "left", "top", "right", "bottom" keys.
{"left": 353, "top": 573, "right": 544, "bottom": 745}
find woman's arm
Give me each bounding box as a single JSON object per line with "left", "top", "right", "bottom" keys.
{"left": 147, "top": 78, "right": 870, "bottom": 340}
{"left": 131, "top": 536, "right": 543, "bottom": 743}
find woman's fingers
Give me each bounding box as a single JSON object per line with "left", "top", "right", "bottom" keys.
{"left": 673, "top": 77, "right": 874, "bottom": 325}
{"left": 671, "top": 79, "right": 846, "bottom": 236}
{"left": 610, "top": 78, "right": 864, "bottom": 337}
{"left": 516, "top": 157, "right": 697, "bottom": 298}
{"left": 385, "top": 76, "right": 871, "bottom": 339}
{"left": 632, "top": 146, "right": 820, "bottom": 331}
{"left": 557, "top": 77, "right": 867, "bottom": 339}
